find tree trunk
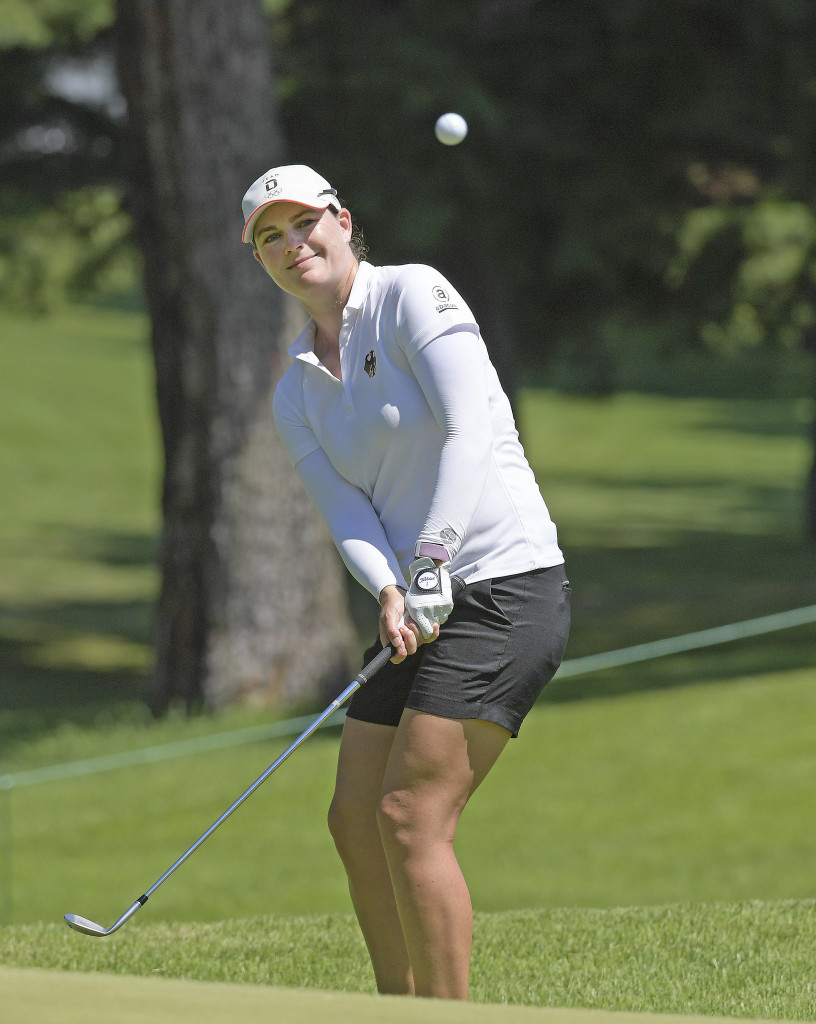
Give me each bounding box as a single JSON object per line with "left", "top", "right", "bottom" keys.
{"left": 115, "top": 0, "right": 354, "bottom": 713}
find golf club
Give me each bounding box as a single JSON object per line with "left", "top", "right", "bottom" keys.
{"left": 65, "top": 574, "right": 465, "bottom": 937}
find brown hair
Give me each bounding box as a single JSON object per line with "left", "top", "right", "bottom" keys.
{"left": 332, "top": 203, "right": 369, "bottom": 262}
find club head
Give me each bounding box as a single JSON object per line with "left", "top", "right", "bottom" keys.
{"left": 64, "top": 897, "right": 146, "bottom": 937}
{"left": 64, "top": 913, "right": 111, "bottom": 936}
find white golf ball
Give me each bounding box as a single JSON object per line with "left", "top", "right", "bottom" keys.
{"left": 435, "top": 112, "right": 468, "bottom": 146}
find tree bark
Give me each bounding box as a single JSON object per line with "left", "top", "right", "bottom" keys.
{"left": 115, "top": 0, "right": 354, "bottom": 713}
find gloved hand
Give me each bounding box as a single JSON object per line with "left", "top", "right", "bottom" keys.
{"left": 405, "top": 556, "right": 453, "bottom": 641}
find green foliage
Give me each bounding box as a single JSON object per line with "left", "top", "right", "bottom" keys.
{"left": 271, "top": 0, "right": 816, "bottom": 381}
{"left": 669, "top": 200, "right": 816, "bottom": 354}
{"left": 0, "top": 187, "right": 139, "bottom": 313}
{"left": 0, "top": 0, "right": 113, "bottom": 47}
{"left": 4, "top": 0, "right": 816, "bottom": 377}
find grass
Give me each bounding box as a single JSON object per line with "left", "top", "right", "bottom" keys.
{"left": 0, "top": 305, "right": 159, "bottom": 746}
{"left": 1, "top": 303, "right": 816, "bottom": 1017}
{"left": 519, "top": 390, "right": 816, "bottom": 657}
{"left": 2, "top": 666, "right": 814, "bottom": 927}
{"left": 5, "top": 972, "right": 805, "bottom": 1024}
{"left": 2, "top": 304, "right": 815, "bottom": 752}
{"left": 2, "top": 901, "right": 815, "bottom": 1019}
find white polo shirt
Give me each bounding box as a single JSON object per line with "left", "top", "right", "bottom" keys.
{"left": 272, "top": 261, "right": 563, "bottom": 598}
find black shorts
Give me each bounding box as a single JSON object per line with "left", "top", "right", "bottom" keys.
{"left": 346, "top": 564, "right": 571, "bottom": 738}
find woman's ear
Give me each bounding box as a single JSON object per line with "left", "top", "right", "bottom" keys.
{"left": 338, "top": 207, "right": 353, "bottom": 238}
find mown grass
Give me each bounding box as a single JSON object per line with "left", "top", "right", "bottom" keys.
{"left": 520, "top": 389, "right": 816, "bottom": 659}
{"left": 2, "top": 666, "right": 814, "bottom": 927}
{"left": 1, "top": 304, "right": 815, "bottom": 1016}
{"left": 2, "top": 901, "right": 815, "bottom": 1020}
{"left": 0, "top": 305, "right": 159, "bottom": 745}
{"left": 2, "top": 304, "right": 814, "bottom": 752}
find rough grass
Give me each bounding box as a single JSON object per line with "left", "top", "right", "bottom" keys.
{"left": 2, "top": 901, "right": 815, "bottom": 1020}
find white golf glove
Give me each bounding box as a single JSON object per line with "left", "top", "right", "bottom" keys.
{"left": 405, "top": 557, "right": 453, "bottom": 641}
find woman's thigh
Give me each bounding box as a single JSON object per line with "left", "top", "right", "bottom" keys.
{"left": 380, "top": 710, "right": 510, "bottom": 837}
{"left": 331, "top": 717, "right": 397, "bottom": 819}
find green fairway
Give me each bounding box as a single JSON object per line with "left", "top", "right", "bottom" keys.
{"left": 0, "top": 305, "right": 159, "bottom": 743}
{"left": 1, "top": 967, "right": 796, "bottom": 1024}
{"left": 2, "top": 303, "right": 814, "bottom": 753}
{"left": 1, "top": 304, "right": 815, "bottom": 1020}
{"left": 2, "top": 666, "right": 815, "bottom": 926}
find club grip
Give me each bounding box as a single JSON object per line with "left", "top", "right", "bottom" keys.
{"left": 355, "top": 574, "right": 466, "bottom": 686}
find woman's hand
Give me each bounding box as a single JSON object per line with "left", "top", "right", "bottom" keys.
{"left": 378, "top": 584, "right": 440, "bottom": 663}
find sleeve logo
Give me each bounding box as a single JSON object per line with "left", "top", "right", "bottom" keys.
{"left": 364, "top": 350, "right": 377, "bottom": 377}
{"left": 432, "top": 285, "right": 458, "bottom": 313}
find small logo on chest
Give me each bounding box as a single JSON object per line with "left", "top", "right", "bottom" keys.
{"left": 364, "top": 350, "right": 377, "bottom": 377}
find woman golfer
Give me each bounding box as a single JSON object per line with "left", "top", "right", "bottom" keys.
{"left": 241, "top": 164, "right": 570, "bottom": 1000}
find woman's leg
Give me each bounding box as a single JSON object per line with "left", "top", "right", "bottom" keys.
{"left": 377, "top": 709, "right": 510, "bottom": 1000}
{"left": 327, "top": 717, "right": 413, "bottom": 994}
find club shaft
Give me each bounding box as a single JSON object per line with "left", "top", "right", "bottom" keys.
{"left": 66, "top": 573, "right": 465, "bottom": 935}
{"left": 146, "top": 577, "right": 464, "bottom": 898}
{"left": 143, "top": 676, "right": 366, "bottom": 900}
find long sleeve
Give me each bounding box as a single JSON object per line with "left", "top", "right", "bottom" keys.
{"left": 407, "top": 327, "right": 494, "bottom": 559}
{"left": 294, "top": 446, "right": 405, "bottom": 598}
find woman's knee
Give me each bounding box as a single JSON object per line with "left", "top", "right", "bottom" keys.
{"left": 376, "top": 788, "right": 432, "bottom": 856}
{"left": 328, "top": 792, "right": 380, "bottom": 860}
{"left": 327, "top": 793, "right": 355, "bottom": 850}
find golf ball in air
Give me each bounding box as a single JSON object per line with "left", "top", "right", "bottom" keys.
{"left": 435, "top": 112, "right": 468, "bottom": 146}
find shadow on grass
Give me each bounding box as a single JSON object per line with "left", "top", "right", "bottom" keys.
{"left": 53, "top": 528, "right": 159, "bottom": 570}
{"left": 548, "top": 526, "right": 816, "bottom": 705}
{"left": 0, "top": 603, "right": 154, "bottom": 753}
{"left": 2, "top": 522, "right": 815, "bottom": 757}
{"left": 692, "top": 396, "right": 814, "bottom": 440}
{"left": 0, "top": 529, "right": 157, "bottom": 756}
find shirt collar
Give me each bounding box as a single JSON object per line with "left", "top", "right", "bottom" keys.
{"left": 286, "top": 261, "right": 375, "bottom": 358}
{"left": 345, "top": 260, "right": 374, "bottom": 311}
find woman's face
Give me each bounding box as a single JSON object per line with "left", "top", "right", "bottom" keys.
{"left": 252, "top": 201, "right": 355, "bottom": 300}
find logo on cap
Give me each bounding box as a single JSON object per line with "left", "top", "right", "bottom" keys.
{"left": 265, "top": 179, "right": 278, "bottom": 192}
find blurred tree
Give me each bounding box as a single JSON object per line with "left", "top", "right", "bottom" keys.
{"left": 0, "top": 4, "right": 133, "bottom": 310}
{"left": 273, "top": 0, "right": 816, "bottom": 390}
{"left": 4, "top": 0, "right": 816, "bottom": 536}
{"left": 114, "top": 0, "right": 354, "bottom": 712}
{"left": 5, "top": 0, "right": 816, "bottom": 382}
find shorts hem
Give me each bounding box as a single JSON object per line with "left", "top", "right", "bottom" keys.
{"left": 403, "top": 697, "right": 521, "bottom": 738}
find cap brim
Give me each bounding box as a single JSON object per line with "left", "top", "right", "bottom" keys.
{"left": 242, "top": 197, "right": 337, "bottom": 245}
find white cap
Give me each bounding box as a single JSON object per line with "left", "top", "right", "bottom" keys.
{"left": 241, "top": 164, "right": 341, "bottom": 244}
